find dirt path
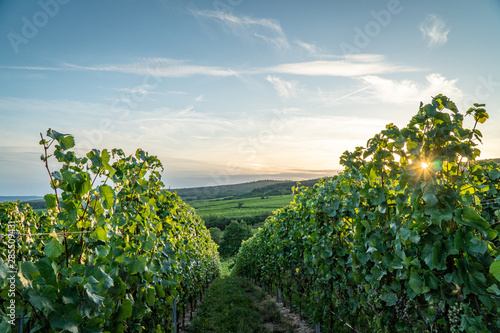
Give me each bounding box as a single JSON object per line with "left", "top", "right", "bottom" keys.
{"left": 182, "top": 276, "right": 315, "bottom": 333}
{"left": 254, "top": 285, "right": 314, "bottom": 333}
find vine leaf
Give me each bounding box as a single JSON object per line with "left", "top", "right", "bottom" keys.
{"left": 380, "top": 291, "right": 398, "bottom": 306}
{"left": 20, "top": 261, "right": 40, "bottom": 281}
{"left": 44, "top": 238, "right": 64, "bottom": 260}
{"left": 46, "top": 128, "right": 75, "bottom": 150}
{"left": 461, "top": 207, "right": 497, "bottom": 239}
{"left": 409, "top": 272, "right": 427, "bottom": 295}
{"left": 490, "top": 260, "right": 500, "bottom": 282}
{"left": 44, "top": 193, "right": 58, "bottom": 210}
{"left": 49, "top": 304, "right": 82, "bottom": 333}
{"left": 117, "top": 299, "right": 133, "bottom": 321}
{"left": 99, "top": 184, "right": 114, "bottom": 209}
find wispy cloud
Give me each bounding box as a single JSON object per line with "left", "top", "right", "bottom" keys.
{"left": 264, "top": 54, "right": 419, "bottom": 77}
{"left": 191, "top": 10, "right": 289, "bottom": 49}
{"left": 65, "top": 58, "right": 238, "bottom": 77}
{"left": 114, "top": 86, "right": 159, "bottom": 96}
{"left": 294, "top": 40, "right": 323, "bottom": 57}
{"left": 0, "top": 60, "right": 238, "bottom": 78}
{"left": 265, "top": 76, "right": 298, "bottom": 98}
{"left": 361, "top": 73, "right": 463, "bottom": 103}
{"left": 3, "top": 54, "right": 419, "bottom": 79}
{"left": 82, "top": 54, "right": 416, "bottom": 78}
{"left": 294, "top": 40, "right": 341, "bottom": 59}
{"left": 0, "top": 65, "right": 62, "bottom": 71}
{"left": 419, "top": 14, "right": 450, "bottom": 48}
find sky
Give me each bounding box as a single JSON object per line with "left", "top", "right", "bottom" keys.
{"left": 0, "top": 0, "right": 499, "bottom": 196}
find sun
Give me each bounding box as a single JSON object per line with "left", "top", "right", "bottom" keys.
{"left": 421, "top": 162, "right": 429, "bottom": 169}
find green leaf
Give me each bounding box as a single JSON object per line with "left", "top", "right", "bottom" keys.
{"left": 147, "top": 288, "right": 155, "bottom": 306}
{"left": 399, "top": 228, "right": 411, "bottom": 241}
{"left": 20, "top": 261, "right": 40, "bottom": 280}
{"left": 91, "top": 226, "right": 107, "bottom": 241}
{"left": 0, "top": 259, "right": 8, "bottom": 280}
{"left": 156, "top": 285, "right": 166, "bottom": 298}
{"left": 424, "top": 271, "right": 439, "bottom": 290}
{"left": 36, "top": 258, "right": 58, "bottom": 287}
{"left": 380, "top": 291, "right": 398, "bottom": 306}
{"left": 422, "top": 190, "right": 438, "bottom": 207}
{"left": 44, "top": 194, "right": 57, "bottom": 210}
{"left": 490, "top": 260, "right": 500, "bottom": 282}
{"left": 128, "top": 256, "right": 147, "bottom": 275}
{"left": 49, "top": 304, "right": 83, "bottom": 333}
{"left": 95, "top": 245, "right": 109, "bottom": 258}
{"left": 47, "top": 129, "right": 75, "bottom": 150}
{"left": 457, "top": 258, "right": 487, "bottom": 293}
{"left": 44, "top": 238, "right": 64, "bottom": 260}
{"left": 46, "top": 128, "right": 64, "bottom": 140}
{"left": 422, "top": 243, "right": 435, "bottom": 270}
{"left": 94, "top": 267, "right": 114, "bottom": 289}
{"left": 489, "top": 167, "right": 500, "bottom": 180}
{"left": 59, "top": 135, "right": 75, "bottom": 150}
{"left": 51, "top": 171, "right": 63, "bottom": 181}
{"left": 117, "top": 299, "right": 133, "bottom": 321}
{"left": 409, "top": 230, "right": 421, "bottom": 244}
{"left": 409, "top": 272, "right": 426, "bottom": 295}
{"left": 0, "top": 320, "right": 11, "bottom": 333}
{"left": 85, "top": 284, "right": 105, "bottom": 305}
{"left": 461, "top": 207, "right": 496, "bottom": 239}
{"left": 474, "top": 110, "right": 489, "bottom": 124}
{"left": 60, "top": 287, "right": 79, "bottom": 305}
{"left": 99, "top": 184, "right": 114, "bottom": 209}
{"left": 487, "top": 284, "right": 500, "bottom": 296}
{"left": 27, "top": 287, "right": 56, "bottom": 313}
{"left": 469, "top": 237, "right": 487, "bottom": 255}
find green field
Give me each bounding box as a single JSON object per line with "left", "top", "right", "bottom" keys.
{"left": 190, "top": 194, "right": 294, "bottom": 220}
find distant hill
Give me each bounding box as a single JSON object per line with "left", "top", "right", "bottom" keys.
{"left": 0, "top": 196, "right": 43, "bottom": 203}
{"left": 480, "top": 158, "right": 500, "bottom": 164}
{"left": 171, "top": 178, "right": 329, "bottom": 201}
{"left": 235, "top": 178, "right": 325, "bottom": 199}
{"left": 171, "top": 180, "right": 290, "bottom": 201}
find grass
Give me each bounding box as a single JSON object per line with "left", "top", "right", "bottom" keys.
{"left": 220, "top": 256, "right": 236, "bottom": 277}
{"left": 187, "top": 276, "right": 293, "bottom": 333}
{"left": 190, "top": 195, "right": 294, "bottom": 220}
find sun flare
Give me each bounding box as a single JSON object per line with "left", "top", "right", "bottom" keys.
{"left": 421, "top": 162, "right": 429, "bottom": 169}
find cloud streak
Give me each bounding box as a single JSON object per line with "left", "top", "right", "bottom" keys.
{"left": 361, "top": 73, "right": 463, "bottom": 103}
{"left": 65, "top": 58, "right": 238, "bottom": 77}
{"left": 264, "top": 54, "right": 419, "bottom": 77}
{"left": 265, "top": 76, "right": 297, "bottom": 97}
{"left": 2, "top": 54, "right": 420, "bottom": 79}
{"left": 191, "top": 10, "right": 289, "bottom": 49}
{"left": 419, "top": 14, "right": 450, "bottom": 48}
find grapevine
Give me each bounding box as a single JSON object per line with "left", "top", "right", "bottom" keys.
{"left": 235, "top": 95, "right": 500, "bottom": 332}
{"left": 0, "top": 130, "right": 221, "bottom": 332}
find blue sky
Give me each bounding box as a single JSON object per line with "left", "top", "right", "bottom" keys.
{"left": 1, "top": 0, "right": 499, "bottom": 195}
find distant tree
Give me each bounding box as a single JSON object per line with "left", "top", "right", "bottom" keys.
{"left": 219, "top": 221, "right": 253, "bottom": 257}
{"left": 237, "top": 201, "right": 244, "bottom": 209}
{"left": 209, "top": 227, "right": 223, "bottom": 245}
